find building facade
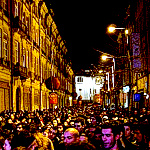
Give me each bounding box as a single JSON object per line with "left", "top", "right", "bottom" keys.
{"left": 75, "top": 70, "right": 106, "bottom": 105}
{"left": 0, "top": 0, "right": 75, "bottom": 112}
{"left": 117, "top": 0, "right": 150, "bottom": 110}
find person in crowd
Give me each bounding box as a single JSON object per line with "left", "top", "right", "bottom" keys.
{"left": 0, "top": 129, "right": 12, "bottom": 150}
{"left": 101, "top": 123, "right": 125, "bottom": 150}
{"left": 85, "top": 124, "right": 96, "bottom": 144}
{"left": 58, "top": 127, "right": 96, "bottom": 150}
{"left": 119, "top": 123, "right": 137, "bottom": 150}
{"left": 131, "top": 124, "right": 148, "bottom": 150}
{"left": 52, "top": 118, "right": 58, "bottom": 127}
{"left": 49, "top": 126, "right": 60, "bottom": 150}
{"left": 92, "top": 126, "right": 103, "bottom": 150}
{"left": 69, "top": 120, "right": 75, "bottom": 127}
{"left": 57, "top": 123, "right": 64, "bottom": 139}
{"left": 74, "top": 118, "right": 85, "bottom": 134}
{"left": 28, "top": 126, "right": 54, "bottom": 150}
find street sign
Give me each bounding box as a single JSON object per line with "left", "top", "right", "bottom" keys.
{"left": 49, "top": 92, "right": 58, "bottom": 104}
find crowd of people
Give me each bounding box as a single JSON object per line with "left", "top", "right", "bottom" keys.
{"left": 0, "top": 104, "right": 150, "bottom": 150}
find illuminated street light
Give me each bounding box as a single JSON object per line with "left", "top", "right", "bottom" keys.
{"left": 107, "top": 24, "right": 128, "bottom": 35}
{"left": 102, "top": 55, "right": 107, "bottom": 61}
{"left": 101, "top": 54, "right": 115, "bottom": 88}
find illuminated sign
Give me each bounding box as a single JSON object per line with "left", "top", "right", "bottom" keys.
{"left": 131, "top": 33, "right": 141, "bottom": 69}
{"left": 49, "top": 92, "right": 58, "bottom": 104}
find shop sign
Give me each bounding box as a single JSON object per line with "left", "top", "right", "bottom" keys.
{"left": 49, "top": 92, "right": 58, "bottom": 104}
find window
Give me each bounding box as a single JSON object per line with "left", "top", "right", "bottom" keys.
{"left": 77, "top": 77, "right": 83, "bottom": 82}
{"left": 26, "top": 50, "right": 29, "bottom": 68}
{"left": 34, "top": 56, "right": 36, "bottom": 73}
{"left": 15, "top": 2, "right": 18, "bottom": 16}
{"left": 35, "top": 30, "right": 38, "bottom": 45}
{"left": 3, "top": 0, "right": 8, "bottom": 10}
{"left": 3, "top": 32, "right": 8, "bottom": 61}
{"left": 36, "top": 57, "right": 39, "bottom": 75}
{"left": 22, "top": 12, "right": 25, "bottom": 23}
{"left": 33, "top": 2, "right": 38, "bottom": 17}
{"left": 15, "top": 41, "right": 19, "bottom": 63}
{"left": 26, "top": 16, "right": 29, "bottom": 34}
{"left": 23, "top": 48, "right": 26, "bottom": 67}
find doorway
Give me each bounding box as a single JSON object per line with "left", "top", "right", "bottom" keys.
{"left": 16, "top": 87, "right": 21, "bottom": 112}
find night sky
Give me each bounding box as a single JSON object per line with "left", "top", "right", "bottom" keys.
{"left": 44, "top": 0, "right": 130, "bottom": 72}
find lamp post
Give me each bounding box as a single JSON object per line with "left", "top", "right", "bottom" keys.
{"left": 101, "top": 54, "right": 115, "bottom": 108}
{"left": 107, "top": 24, "right": 131, "bottom": 111}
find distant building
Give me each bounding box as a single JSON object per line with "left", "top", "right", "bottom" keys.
{"left": 75, "top": 69, "right": 105, "bottom": 104}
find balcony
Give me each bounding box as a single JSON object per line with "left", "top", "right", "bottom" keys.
{"left": 13, "top": 63, "right": 28, "bottom": 80}
{"left": 13, "top": 17, "right": 29, "bottom": 37}
{"left": 0, "top": 58, "right": 10, "bottom": 69}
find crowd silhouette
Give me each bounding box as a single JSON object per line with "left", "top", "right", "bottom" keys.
{"left": 0, "top": 104, "right": 150, "bottom": 150}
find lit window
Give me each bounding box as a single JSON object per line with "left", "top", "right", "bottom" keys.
{"left": 15, "top": 2, "right": 18, "bottom": 16}
{"left": 34, "top": 56, "right": 36, "bottom": 74}
{"left": 3, "top": 32, "right": 8, "bottom": 61}
{"left": 36, "top": 57, "right": 39, "bottom": 74}
{"left": 26, "top": 50, "right": 29, "bottom": 68}
{"left": 22, "top": 12, "right": 25, "bottom": 23}
{"left": 23, "top": 48, "right": 26, "bottom": 67}
{"left": 3, "top": 0, "right": 8, "bottom": 10}
{"left": 77, "top": 77, "right": 83, "bottom": 82}
{"left": 15, "top": 41, "right": 19, "bottom": 63}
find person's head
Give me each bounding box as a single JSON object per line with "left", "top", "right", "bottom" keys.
{"left": 123, "top": 124, "right": 131, "bottom": 140}
{"left": 52, "top": 119, "right": 58, "bottom": 127}
{"left": 58, "top": 123, "right": 63, "bottom": 133}
{"left": 69, "top": 120, "right": 75, "bottom": 127}
{"left": 16, "top": 123, "right": 23, "bottom": 132}
{"left": 87, "top": 125, "right": 96, "bottom": 139}
{"left": 64, "top": 128, "right": 80, "bottom": 146}
{"left": 91, "top": 116, "right": 97, "bottom": 125}
{"left": 7, "top": 118, "right": 13, "bottom": 124}
{"left": 64, "top": 121, "right": 68, "bottom": 127}
{"left": 74, "top": 118, "right": 84, "bottom": 132}
{"left": 94, "top": 127, "right": 102, "bottom": 141}
{"left": 50, "top": 126, "right": 58, "bottom": 139}
{"left": 101, "top": 123, "right": 120, "bottom": 149}
{"left": 132, "top": 124, "right": 145, "bottom": 144}
{"left": 3, "top": 139, "right": 11, "bottom": 150}
{"left": 134, "top": 109, "right": 138, "bottom": 115}
{"left": 142, "top": 107, "right": 146, "bottom": 114}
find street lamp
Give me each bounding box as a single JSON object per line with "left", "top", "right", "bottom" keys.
{"left": 107, "top": 24, "right": 131, "bottom": 111}
{"left": 101, "top": 54, "right": 115, "bottom": 89}
{"left": 107, "top": 24, "right": 128, "bottom": 34}
{"left": 101, "top": 54, "right": 116, "bottom": 109}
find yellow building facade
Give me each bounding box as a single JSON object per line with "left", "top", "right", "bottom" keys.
{"left": 0, "top": 0, "right": 75, "bottom": 112}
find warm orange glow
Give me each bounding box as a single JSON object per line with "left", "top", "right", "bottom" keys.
{"left": 102, "top": 55, "right": 107, "bottom": 60}
{"left": 108, "top": 26, "right": 116, "bottom": 33}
